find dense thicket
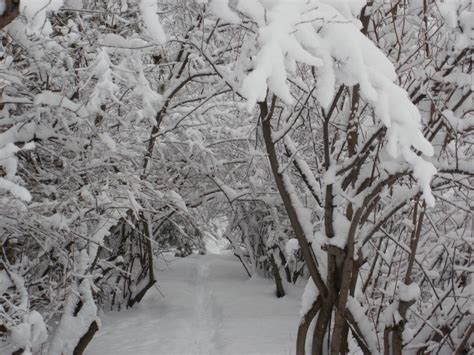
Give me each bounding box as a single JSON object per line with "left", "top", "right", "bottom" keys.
{"left": 0, "top": 1, "right": 472, "bottom": 354}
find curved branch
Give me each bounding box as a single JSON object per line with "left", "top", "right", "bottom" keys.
{"left": 296, "top": 297, "right": 322, "bottom": 355}
{"left": 260, "top": 95, "right": 328, "bottom": 297}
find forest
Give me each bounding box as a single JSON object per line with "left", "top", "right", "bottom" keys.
{"left": 0, "top": 0, "right": 472, "bottom": 354}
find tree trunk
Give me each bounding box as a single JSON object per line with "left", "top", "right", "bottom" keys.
{"left": 270, "top": 253, "right": 285, "bottom": 298}
{"left": 296, "top": 298, "right": 321, "bottom": 355}
{"left": 73, "top": 321, "right": 99, "bottom": 355}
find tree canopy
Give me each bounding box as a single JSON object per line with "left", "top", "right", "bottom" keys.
{"left": 0, "top": 1, "right": 472, "bottom": 354}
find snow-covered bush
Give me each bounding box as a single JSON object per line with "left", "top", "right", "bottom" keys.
{"left": 0, "top": 0, "right": 471, "bottom": 354}
{"left": 0, "top": 1, "right": 204, "bottom": 353}
{"left": 200, "top": 0, "right": 472, "bottom": 353}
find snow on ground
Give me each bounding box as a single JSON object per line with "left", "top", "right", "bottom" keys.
{"left": 86, "top": 252, "right": 303, "bottom": 355}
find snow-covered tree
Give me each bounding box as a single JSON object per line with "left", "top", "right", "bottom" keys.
{"left": 0, "top": 0, "right": 471, "bottom": 354}
{"left": 196, "top": 0, "right": 472, "bottom": 353}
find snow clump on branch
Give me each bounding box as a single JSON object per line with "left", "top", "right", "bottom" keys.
{"left": 209, "top": 0, "right": 438, "bottom": 206}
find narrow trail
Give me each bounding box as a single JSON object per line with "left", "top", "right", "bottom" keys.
{"left": 86, "top": 252, "right": 302, "bottom": 355}
{"left": 191, "top": 258, "right": 223, "bottom": 354}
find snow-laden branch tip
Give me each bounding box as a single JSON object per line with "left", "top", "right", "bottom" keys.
{"left": 239, "top": 0, "right": 437, "bottom": 206}
{"left": 140, "top": 0, "right": 166, "bottom": 44}
{"left": 210, "top": 0, "right": 241, "bottom": 24}
{"left": 20, "top": 0, "right": 64, "bottom": 35}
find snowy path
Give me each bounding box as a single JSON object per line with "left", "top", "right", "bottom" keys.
{"left": 86, "top": 253, "right": 302, "bottom": 355}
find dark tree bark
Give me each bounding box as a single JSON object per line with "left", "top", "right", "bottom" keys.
{"left": 127, "top": 214, "right": 157, "bottom": 308}
{"left": 296, "top": 298, "right": 321, "bottom": 355}
{"left": 73, "top": 321, "right": 99, "bottom": 355}
{"left": 270, "top": 253, "right": 285, "bottom": 298}
{"left": 0, "top": 0, "right": 19, "bottom": 30}
{"left": 260, "top": 96, "right": 327, "bottom": 297}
